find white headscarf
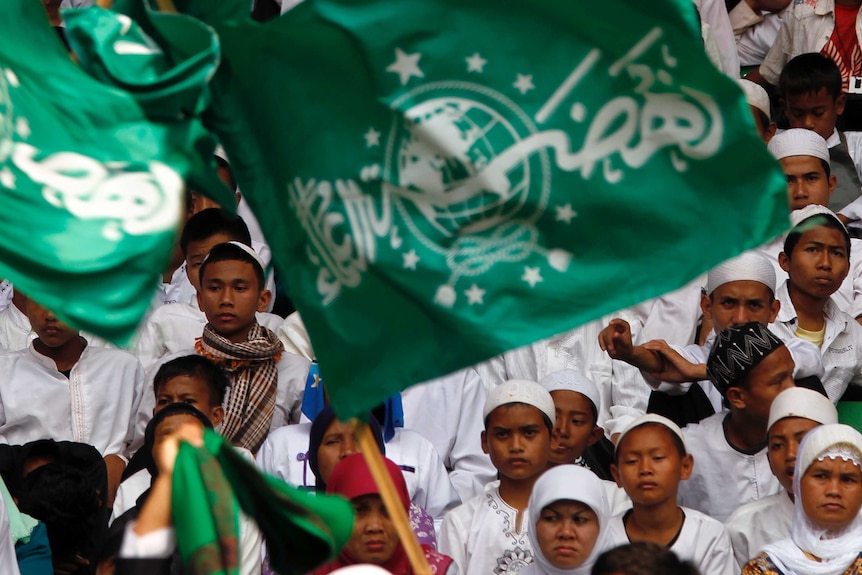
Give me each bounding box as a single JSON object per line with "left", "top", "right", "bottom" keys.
{"left": 762, "top": 424, "right": 862, "bottom": 575}
{"left": 522, "top": 465, "right": 612, "bottom": 575}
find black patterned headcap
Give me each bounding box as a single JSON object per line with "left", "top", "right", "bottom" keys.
{"left": 707, "top": 322, "right": 785, "bottom": 397}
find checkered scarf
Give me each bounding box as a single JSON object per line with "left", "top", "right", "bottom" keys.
{"left": 196, "top": 323, "right": 283, "bottom": 454}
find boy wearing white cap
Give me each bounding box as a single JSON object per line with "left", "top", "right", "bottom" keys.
{"left": 608, "top": 414, "right": 736, "bottom": 575}
{"left": 724, "top": 386, "right": 838, "bottom": 569}
{"left": 439, "top": 379, "right": 554, "bottom": 575}
{"left": 676, "top": 322, "right": 792, "bottom": 522}
{"left": 738, "top": 78, "right": 775, "bottom": 143}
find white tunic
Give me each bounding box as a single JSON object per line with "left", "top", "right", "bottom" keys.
{"left": 439, "top": 482, "right": 533, "bottom": 575}
{"left": 133, "top": 302, "right": 284, "bottom": 374}
{"left": 0, "top": 343, "right": 143, "bottom": 457}
{"left": 677, "top": 412, "right": 782, "bottom": 522}
{"left": 724, "top": 491, "right": 794, "bottom": 570}
{"left": 256, "top": 423, "right": 461, "bottom": 525}
{"left": 606, "top": 507, "right": 736, "bottom": 575}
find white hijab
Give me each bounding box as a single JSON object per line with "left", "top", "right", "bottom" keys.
{"left": 762, "top": 424, "right": 862, "bottom": 575}
{"left": 521, "top": 465, "right": 612, "bottom": 575}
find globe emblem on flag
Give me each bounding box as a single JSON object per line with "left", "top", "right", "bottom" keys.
{"left": 386, "top": 86, "right": 550, "bottom": 253}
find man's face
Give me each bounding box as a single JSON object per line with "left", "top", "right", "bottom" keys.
{"left": 780, "top": 226, "right": 850, "bottom": 302}
{"left": 779, "top": 155, "right": 835, "bottom": 211}
{"left": 783, "top": 88, "right": 845, "bottom": 140}
{"left": 482, "top": 404, "right": 551, "bottom": 481}
{"left": 767, "top": 416, "right": 820, "bottom": 493}
{"left": 196, "top": 259, "right": 270, "bottom": 342}
{"left": 703, "top": 281, "right": 779, "bottom": 332}
{"left": 731, "top": 346, "right": 795, "bottom": 422}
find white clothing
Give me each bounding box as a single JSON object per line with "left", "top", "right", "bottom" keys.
{"left": 731, "top": 3, "right": 784, "bottom": 67}
{"left": 694, "top": 0, "right": 741, "bottom": 76}
{"left": 725, "top": 491, "right": 794, "bottom": 570}
{"left": 439, "top": 482, "right": 532, "bottom": 575}
{"left": 606, "top": 507, "right": 736, "bottom": 575}
{"left": 0, "top": 343, "right": 143, "bottom": 457}
{"left": 0, "top": 282, "right": 12, "bottom": 314}
{"left": 277, "top": 312, "right": 314, "bottom": 361}
{"left": 603, "top": 480, "right": 632, "bottom": 516}
{"left": 401, "top": 369, "right": 497, "bottom": 502}
{"left": 256, "top": 423, "right": 461, "bottom": 525}
{"left": 639, "top": 274, "right": 707, "bottom": 347}
{"left": 771, "top": 281, "right": 862, "bottom": 402}
{"left": 119, "top": 524, "right": 174, "bottom": 559}
{"left": 677, "top": 412, "right": 783, "bottom": 522}
{"left": 0, "top": 486, "right": 20, "bottom": 575}
{"left": 133, "top": 302, "right": 284, "bottom": 374}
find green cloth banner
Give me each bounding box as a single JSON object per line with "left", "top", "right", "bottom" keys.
{"left": 120, "top": 0, "right": 789, "bottom": 417}
{"left": 0, "top": 0, "right": 227, "bottom": 345}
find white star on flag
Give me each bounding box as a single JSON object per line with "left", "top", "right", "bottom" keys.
{"left": 555, "top": 204, "right": 577, "bottom": 224}
{"left": 0, "top": 167, "right": 15, "bottom": 190}
{"left": 4, "top": 69, "right": 18, "bottom": 88}
{"left": 15, "top": 118, "right": 30, "bottom": 139}
{"left": 465, "top": 284, "right": 486, "bottom": 305}
{"left": 522, "top": 266, "right": 543, "bottom": 287}
{"left": 386, "top": 48, "right": 424, "bottom": 86}
{"left": 465, "top": 53, "right": 487, "bottom": 73}
{"left": 402, "top": 249, "right": 420, "bottom": 270}
{"left": 513, "top": 74, "right": 534, "bottom": 95}
{"left": 364, "top": 127, "right": 381, "bottom": 148}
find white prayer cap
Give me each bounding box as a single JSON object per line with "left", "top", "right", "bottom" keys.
{"left": 539, "top": 369, "right": 600, "bottom": 413}
{"left": 330, "top": 566, "right": 390, "bottom": 575}
{"left": 614, "top": 413, "right": 687, "bottom": 455}
{"left": 484, "top": 379, "right": 555, "bottom": 425}
{"left": 737, "top": 78, "right": 770, "bottom": 118}
{"left": 214, "top": 144, "right": 229, "bottom": 163}
{"left": 790, "top": 204, "right": 847, "bottom": 232}
{"left": 767, "top": 128, "right": 830, "bottom": 164}
{"left": 706, "top": 251, "right": 776, "bottom": 294}
{"left": 211, "top": 240, "right": 267, "bottom": 273}
{"left": 797, "top": 423, "right": 862, "bottom": 477}
{"left": 767, "top": 387, "right": 838, "bottom": 431}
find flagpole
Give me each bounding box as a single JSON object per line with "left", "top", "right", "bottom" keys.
{"left": 355, "top": 421, "right": 432, "bottom": 575}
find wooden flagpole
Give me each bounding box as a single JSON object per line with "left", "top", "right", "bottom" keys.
{"left": 355, "top": 421, "right": 432, "bottom": 575}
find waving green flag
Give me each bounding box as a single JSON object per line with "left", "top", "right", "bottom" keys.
{"left": 0, "top": 0, "right": 228, "bottom": 345}
{"left": 158, "top": 0, "right": 788, "bottom": 418}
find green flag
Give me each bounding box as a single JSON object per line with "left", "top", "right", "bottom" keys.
{"left": 0, "top": 0, "right": 226, "bottom": 345}
{"left": 172, "top": 0, "right": 787, "bottom": 417}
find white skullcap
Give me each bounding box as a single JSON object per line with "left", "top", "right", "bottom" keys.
{"left": 539, "top": 369, "right": 601, "bottom": 413}
{"left": 706, "top": 251, "right": 776, "bottom": 294}
{"left": 484, "top": 379, "right": 555, "bottom": 426}
{"left": 214, "top": 144, "right": 229, "bottom": 163}
{"left": 738, "top": 78, "right": 770, "bottom": 119}
{"left": 217, "top": 240, "right": 266, "bottom": 272}
{"left": 790, "top": 204, "right": 847, "bottom": 232}
{"left": 798, "top": 423, "right": 862, "bottom": 477}
{"left": 767, "top": 387, "right": 838, "bottom": 431}
{"left": 768, "top": 129, "right": 830, "bottom": 164}
{"left": 614, "top": 413, "right": 687, "bottom": 455}
{"left": 330, "top": 566, "right": 390, "bottom": 575}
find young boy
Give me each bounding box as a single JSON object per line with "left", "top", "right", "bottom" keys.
{"left": 738, "top": 78, "right": 776, "bottom": 143}
{"left": 439, "top": 379, "right": 554, "bottom": 575}
{"left": 195, "top": 241, "right": 308, "bottom": 452}
{"left": 609, "top": 414, "right": 736, "bottom": 575}
{"left": 724, "top": 386, "right": 838, "bottom": 569}
{"left": 0, "top": 299, "right": 143, "bottom": 505}
{"left": 676, "top": 322, "right": 792, "bottom": 522}
{"left": 771, "top": 205, "right": 862, "bottom": 402}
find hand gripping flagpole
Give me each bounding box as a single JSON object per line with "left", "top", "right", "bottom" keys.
{"left": 355, "top": 421, "right": 432, "bottom": 575}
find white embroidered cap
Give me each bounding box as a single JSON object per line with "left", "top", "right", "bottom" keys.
{"left": 539, "top": 369, "right": 600, "bottom": 414}
{"left": 767, "top": 387, "right": 838, "bottom": 431}
{"left": 737, "top": 78, "right": 770, "bottom": 118}
{"left": 706, "top": 251, "right": 776, "bottom": 294}
{"left": 484, "top": 379, "right": 555, "bottom": 426}
{"left": 789, "top": 204, "right": 847, "bottom": 232}
{"left": 614, "top": 413, "right": 687, "bottom": 455}
{"left": 767, "top": 128, "right": 830, "bottom": 164}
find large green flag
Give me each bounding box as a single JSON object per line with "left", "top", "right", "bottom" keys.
{"left": 173, "top": 0, "right": 787, "bottom": 418}
{"left": 0, "top": 0, "right": 228, "bottom": 345}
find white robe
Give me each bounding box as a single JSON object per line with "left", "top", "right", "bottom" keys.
{"left": 0, "top": 343, "right": 143, "bottom": 457}
{"left": 724, "top": 491, "right": 794, "bottom": 570}
{"left": 439, "top": 482, "right": 533, "bottom": 575}
{"left": 677, "top": 412, "right": 782, "bottom": 522}
{"left": 606, "top": 507, "right": 737, "bottom": 575}
{"left": 256, "top": 423, "right": 462, "bottom": 525}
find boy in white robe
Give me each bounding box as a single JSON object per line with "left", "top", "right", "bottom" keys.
{"left": 439, "top": 379, "right": 554, "bottom": 575}
{"left": 677, "top": 322, "right": 792, "bottom": 521}
{"left": 724, "top": 386, "right": 838, "bottom": 569}
{"left": 0, "top": 299, "right": 143, "bottom": 505}
{"left": 608, "top": 414, "right": 736, "bottom": 575}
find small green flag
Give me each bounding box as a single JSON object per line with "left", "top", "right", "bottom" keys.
{"left": 178, "top": 0, "right": 787, "bottom": 417}
{"left": 0, "top": 0, "right": 226, "bottom": 345}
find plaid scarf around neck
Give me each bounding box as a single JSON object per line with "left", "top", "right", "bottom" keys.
{"left": 195, "top": 323, "right": 284, "bottom": 453}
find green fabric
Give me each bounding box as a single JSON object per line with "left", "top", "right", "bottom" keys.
{"left": 0, "top": 477, "right": 37, "bottom": 545}
{"left": 838, "top": 402, "right": 862, "bottom": 433}
{"left": 132, "top": 0, "right": 789, "bottom": 418}
{"left": 0, "top": 0, "right": 212, "bottom": 345}
{"left": 172, "top": 430, "right": 354, "bottom": 575}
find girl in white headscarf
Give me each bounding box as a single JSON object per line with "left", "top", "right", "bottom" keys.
{"left": 742, "top": 423, "right": 862, "bottom": 575}
{"left": 520, "top": 465, "right": 613, "bottom": 575}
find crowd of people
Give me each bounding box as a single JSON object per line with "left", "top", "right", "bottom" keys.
{"left": 2, "top": 0, "right": 862, "bottom": 574}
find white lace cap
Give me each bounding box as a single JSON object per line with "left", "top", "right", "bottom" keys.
{"left": 768, "top": 128, "right": 830, "bottom": 164}
{"left": 484, "top": 379, "right": 555, "bottom": 426}
{"left": 706, "top": 251, "right": 775, "bottom": 294}
{"left": 539, "top": 369, "right": 600, "bottom": 414}
{"left": 767, "top": 387, "right": 838, "bottom": 431}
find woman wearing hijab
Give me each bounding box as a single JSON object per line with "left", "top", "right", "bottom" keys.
{"left": 743, "top": 423, "right": 862, "bottom": 575}
{"left": 520, "top": 465, "right": 613, "bottom": 575}
{"left": 312, "top": 453, "right": 455, "bottom": 575}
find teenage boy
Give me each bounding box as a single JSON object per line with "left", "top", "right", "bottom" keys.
{"left": 0, "top": 300, "right": 143, "bottom": 505}
{"left": 609, "top": 414, "right": 736, "bottom": 575}
{"left": 677, "top": 322, "right": 793, "bottom": 522}
{"left": 724, "top": 386, "right": 838, "bottom": 569}
{"left": 439, "top": 379, "right": 554, "bottom": 575}
{"left": 771, "top": 205, "right": 862, "bottom": 402}
{"left": 194, "top": 242, "right": 308, "bottom": 453}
